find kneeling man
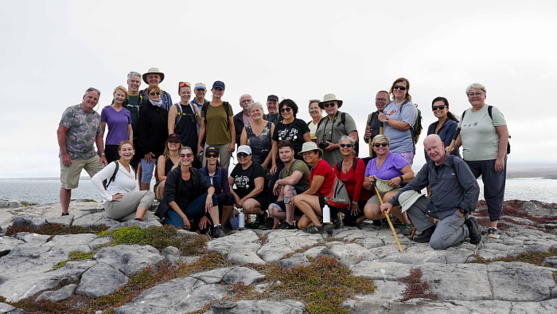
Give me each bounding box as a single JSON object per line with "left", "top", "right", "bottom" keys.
{"left": 380, "top": 134, "right": 481, "bottom": 249}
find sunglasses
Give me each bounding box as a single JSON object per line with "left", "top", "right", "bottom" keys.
{"left": 179, "top": 82, "right": 191, "bottom": 88}
{"left": 206, "top": 153, "right": 219, "bottom": 158}
{"left": 393, "top": 85, "right": 407, "bottom": 91}
{"left": 375, "top": 98, "right": 388, "bottom": 102}
{"left": 374, "top": 143, "right": 389, "bottom": 147}
{"left": 339, "top": 144, "right": 353, "bottom": 148}
{"left": 468, "top": 92, "right": 483, "bottom": 97}
{"left": 179, "top": 153, "right": 193, "bottom": 158}
{"left": 237, "top": 153, "right": 249, "bottom": 158}
{"left": 323, "top": 102, "right": 336, "bottom": 108}
{"left": 149, "top": 92, "right": 161, "bottom": 96}
{"left": 168, "top": 140, "right": 180, "bottom": 144}
{"left": 432, "top": 105, "right": 446, "bottom": 111}
{"left": 280, "top": 107, "right": 292, "bottom": 113}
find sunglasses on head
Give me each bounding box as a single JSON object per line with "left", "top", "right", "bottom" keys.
{"left": 393, "top": 85, "right": 407, "bottom": 91}
{"left": 179, "top": 153, "right": 193, "bottom": 158}
{"left": 280, "top": 107, "right": 292, "bottom": 113}
{"left": 339, "top": 143, "right": 353, "bottom": 148}
{"left": 206, "top": 153, "right": 218, "bottom": 158}
{"left": 323, "top": 102, "right": 336, "bottom": 108}
{"left": 149, "top": 92, "right": 161, "bottom": 96}
{"left": 432, "top": 105, "right": 446, "bottom": 111}
{"left": 179, "top": 82, "right": 191, "bottom": 88}
{"left": 237, "top": 153, "right": 249, "bottom": 158}
{"left": 374, "top": 143, "right": 389, "bottom": 147}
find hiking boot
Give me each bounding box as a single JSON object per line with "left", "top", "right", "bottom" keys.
{"left": 413, "top": 226, "right": 435, "bottom": 243}
{"left": 302, "top": 225, "right": 324, "bottom": 234}
{"left": 372, "top": 220, "right": 382, "bottom": 227}
{"left": 212, "top": 225, "right": 226, "bottom": 238}
{"left": 278, "top": 222, "right": 296, "bottom": 230}
{"left": 464, "top": 217, "right": 481, "bottom": 244}
{"left": 398, "top": 223, "right": 413, "bottom": 236}
{"left": 324, "top": 223, "right": 335, "bottom": 236}
{"left": 487, "top": 227, "right": 500, "bottom": 239}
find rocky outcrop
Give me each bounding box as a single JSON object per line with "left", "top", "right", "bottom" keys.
{"left": 0, "top": 199, "right": 556, "bottom": 313}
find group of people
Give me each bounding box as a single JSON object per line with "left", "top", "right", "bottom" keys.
{"left": 58, "top": 68, "right": 509, "bottom": 248}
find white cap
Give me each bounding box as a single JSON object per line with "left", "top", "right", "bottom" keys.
{"left": 194, "top": 82, "right": 207, "bottom": 90}
{"left": 237, "top": 145, "right": 252, "bottom": 155}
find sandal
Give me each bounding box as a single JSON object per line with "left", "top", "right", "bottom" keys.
{"left": 302, "top": 225, "right": 324, "bottom": 234}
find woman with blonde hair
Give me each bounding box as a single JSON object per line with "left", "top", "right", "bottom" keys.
{"left": 101, "top": 85, "right": 133, "bottom": 162}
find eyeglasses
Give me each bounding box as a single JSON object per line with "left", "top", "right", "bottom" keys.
{"left": 339, "top": 144, "right": 353, "bottom": 148}
{"left": 237, "top": 153, "right": 249, "bottom": 158}
{"left": 179, "top": 153, "right": 193, "bottom": 158}
{"left": 468, "top": 92, "right": 483, "bottom": 97}
{"left": 393, "top": 85, "right": 407, "bottom": 91}
{"left": 179, "top": 82, "right": 191, "bottom": 88}
{"left": 374, "top": 143, "right": 389, "bottom": 147}
{"left": 375, "top": 98, "right": 388, "bottom": 102}
{"left": 432, "top": 105, "right": 446, "bottom": 110}
{"left": 149, "top": 92, "right": 161, "bottom": 96}
{"left": 323, "top": 102, "right": 336, "bottom": 108}
{"left": 206, "top": 153, "right": 218, "bottom": 158}
{"left": 168, "top": 140, "right": 180, "bottom": 144}
{"left": 280, "top": 107, "right": 292, "bottom": 113}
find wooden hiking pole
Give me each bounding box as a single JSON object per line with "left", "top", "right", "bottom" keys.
{"left": 447, "top": 126, "right": 461, "bottom": 152}
{"left": 374, "top": 184, "right": 403, "bottom": 252}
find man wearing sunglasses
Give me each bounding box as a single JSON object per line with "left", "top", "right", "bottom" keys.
{"left": 139, "top": 67, "right": 173, "bottom": 110}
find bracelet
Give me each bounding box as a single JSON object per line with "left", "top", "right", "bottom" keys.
{"left": 100, "top": 153, "right": 106, "bottom": 156}
{"left": 351, "top": 201, "right": 358, "bottom": 205}
{"left": 399, "top": 175, "right": 404, "bottom": 182}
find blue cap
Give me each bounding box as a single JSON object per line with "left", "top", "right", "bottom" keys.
{"left": 212, "top": 81, "right": 225, "bottom": 90}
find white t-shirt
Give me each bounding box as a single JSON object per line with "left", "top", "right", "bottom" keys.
{"left": 459, "top": 105, "right": 507, "bottom": 161}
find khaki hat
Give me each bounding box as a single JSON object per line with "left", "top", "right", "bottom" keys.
{"left": 319, "top": 93, "right": 343, "bottom": 109}
{"left": 398, "top": 190, "right": 425, "bottom": 213}
{"left": 298, "top": 141, "right": 323, "bottom": 157}
{"left": 142, "top": 67, "right": 165, "bottom": 84}
{"left": 374, "top": 177, "right": 399, "bottom": 193}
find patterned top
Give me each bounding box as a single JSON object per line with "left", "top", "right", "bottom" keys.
{"left": 245, "top": 121, "right": 273, "bottom": 165}
{"left": 59, "top": 104, "right": 101, "bottom": 160}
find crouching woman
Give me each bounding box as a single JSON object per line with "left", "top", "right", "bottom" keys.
{"left": 91, "top": 141, "right": 154, "bottom": 221}
{"left": 161, "top": 147, "right": 226, "bottom": 238}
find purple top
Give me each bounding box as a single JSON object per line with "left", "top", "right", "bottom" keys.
{"left": 101, "top": 106, "right": 132, "bottom": 145}
{"left": 364, "top": 152, "right": 408, "bottom": 180}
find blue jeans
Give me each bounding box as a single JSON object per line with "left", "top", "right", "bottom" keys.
{"left": 165, "top": 193, "right": 218, "bottom": 228}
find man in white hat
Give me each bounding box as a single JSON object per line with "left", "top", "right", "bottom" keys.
{"left": 139, "top": 67, "right": 173, "bottom": 110}
{"left": 380, "top": 134, "right": 481, "bottom": 249}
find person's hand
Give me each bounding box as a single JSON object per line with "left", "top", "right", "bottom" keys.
{"left": 387, "top": 177, "right": 402, "bottom": 187}
{"left": 378, "top": 112, "right": 387, "bottom": 123}
{"left": 61, "top": 153, "right": 72, "bottom": 167}
{"left": 197, "top": 146, "right": 204, "bottom": 158}
{"left": 228, "top": 143, "right": 235, "bottom": 153}
{"left": 445, "top": 146, "right": 454, "bottom": 154}
{"left": 236, "top": 198, "right": 245, "bottom": 208}
{"left": 456, "top": 209, "right": 464, "bottom": 217}
{"left": 205, "top": 195, "right": 213, "bottom": 212}
{"left": 144, "top": 152, "right": 155, "bottom": 163}
{"left": 494, "top": 157, "right": 505, "bottom": 172}
{"left": 364, "top": 129, "right": 372, "bottom": 140}
{"left": 199, "top": 216, "right": 209, "bottom": 230}
{"left": 270, "top": 164, "right": 278, "bottom": 176}
{"left": 380, "top": 203, "right": 393, "bottom": 213}
{"left": 261, "top": 163, "right": 268, "bottom": 171}
{"left": 350, "top": 203, "right": 360, "bottom": 216}
{"left": 324, "top": 141, "right": 336, "bottom": 151}
{"left": 99, "top": 155, "right": 108, "bottom": 166}
{"left": 111, "top": 193, "right": 123, "bottom": 201}
{"left": 273, "top": 182, "right": 282, "bottom": 196}
{"left": 182, "top": 216, "right": 191, "bottom": 230}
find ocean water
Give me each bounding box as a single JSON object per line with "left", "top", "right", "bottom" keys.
{"left": 1, "top": 177, "right": 556, "bottom": 205}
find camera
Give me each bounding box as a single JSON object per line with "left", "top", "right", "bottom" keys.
{"left": 319, "top": 141, "right": 330, "bottom": 149}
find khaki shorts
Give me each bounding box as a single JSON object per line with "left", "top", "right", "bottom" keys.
{"left": 60, "top": 155, "right": 104, "bottom": 189}
{"left": 366, "top": 188, "right": 401, "bottom": 205}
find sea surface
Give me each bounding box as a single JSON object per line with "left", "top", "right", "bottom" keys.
{"left": 1, "top": 177, "right": 556, "bottom": 205}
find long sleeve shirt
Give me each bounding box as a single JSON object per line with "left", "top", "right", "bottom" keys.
{"left": 91, "top": 161, "right": 138, "bottom": 202}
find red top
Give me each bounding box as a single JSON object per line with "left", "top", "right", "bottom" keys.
{"left": 310, "top": 159, "right": 336, "bottom": 197}
{"left": 334, "top": 156, "right": 366, "bottom": 202}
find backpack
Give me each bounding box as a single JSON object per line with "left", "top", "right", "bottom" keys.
{"left": 316, "top": 112, "right": 359, "bottom": 156}
{"left": 201, "top": 101, "right": 231, "bottom": 127}
{"left": 174, "top": 102, "right": 199, "bottom": 126}
{"left": 103, "top": 161, "right": 120, "bottom": 189}
{"left": 334, "top": 157, "right": 359, "bottom": 175}
{"left": 325, "top": 176, "right": 351, "bottom": 208}
{"left": 461, "top": 105, "right": 511, "bottom": 154}
{"left": 399, "top": 100, "right": 422, "bottom": 145}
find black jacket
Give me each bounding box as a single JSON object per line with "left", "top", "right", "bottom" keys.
{"left": 233, "top": 111, "right": 244, "bottom": 146}
{"left": 136, "top": 98, "right": 168, "bottom": 157}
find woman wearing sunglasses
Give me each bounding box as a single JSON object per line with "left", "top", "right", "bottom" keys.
{"left": 240, "top": 102, "right": 276, "bottom": 171}
{"left": 136, "top": 84, "right": 169, "bottom": 191}
{"left": 378, "top": 78, "right": 418, "bottom": 165}
{"left": 154, "top": 134, "right": 182, "bottom": 200}
{"left": 200, "top": 146, "right": 234, "bottom": 228}
{"left": 360, "top": 135, "right": 414, "bottom": 234}
{"left": 168, "top": 82, "right": 202, "bottom": 167}
{"left": 161, "top": 147, "right": 226, "bottom": 238}
{"left": 426, "top": 97, "right": 460, "bottom": 161}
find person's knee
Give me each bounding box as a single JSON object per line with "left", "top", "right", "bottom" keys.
{"left": 429, "top": 236, "right": 449, "bottom": 250}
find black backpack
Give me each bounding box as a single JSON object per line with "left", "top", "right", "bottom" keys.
{"left": 317, "top": 112, "right": 360, "bottom": 156}
{"left": 201, "top": 101, "right": 231, "bottom": 127}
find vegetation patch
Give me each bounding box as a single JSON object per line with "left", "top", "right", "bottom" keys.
{"left": 398, "top": 268, "right": 438, "bottom": 302}
{"left": 469, "top": 247, "right": 557, "bottom": 265}
{"left": 52, "top": 250, "right": 96, "bottom": 270}
{"left": 5, "top": 221, "right": 108, "bottom": 236}
{"left": 99, "top": 225, "right": 208, "bottom": 255}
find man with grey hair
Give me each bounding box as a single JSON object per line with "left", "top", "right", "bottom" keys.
{"left": 233, "top": 94, "right": 254, "bottom": 146}
{"left": 57, "top": 87, "right": 107, "bottom": 216}
{"left": 122, "top": 71, "right": 143, "bottom": 169}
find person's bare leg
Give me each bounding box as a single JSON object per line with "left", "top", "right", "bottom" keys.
{"left": 283, "top": 185, "right": 296, "bottom": 224}
{"left": 208, "top": 206, "right": 221, "bottom": 225}
{"left": 60, "top": 188, "right": 71, "bottom": 215}
{"left": 293, "top": 195, "right": 322, "bottom": 226}
{"left": 135, "top": 206, "right": 147, "bottom": 220}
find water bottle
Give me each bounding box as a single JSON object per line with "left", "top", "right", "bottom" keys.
{"left": 322, "top": 204, "right": 331, "bottom": 223}
{"left": 238, "top": 210, "right": 245, "bottom": 229}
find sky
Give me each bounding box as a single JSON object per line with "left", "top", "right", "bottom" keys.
{"left": 1, "top": 0, "right": 556, "bottom": 178}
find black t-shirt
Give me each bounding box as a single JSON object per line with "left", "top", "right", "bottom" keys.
{"left": 230, "top": 162, "right": 265, "bottom": 198}
{"left": 272, "top": 118, "right": 310, "bottom": 155}
{"left": 176, "top": 177, "right": 195, "bottom": 208}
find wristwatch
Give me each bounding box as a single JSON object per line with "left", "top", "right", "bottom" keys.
{"left": 458, "top": 208, "right": 467, "bottom": 214}
{"left": 351, "top": 201, "right": 358, "bottom": 206}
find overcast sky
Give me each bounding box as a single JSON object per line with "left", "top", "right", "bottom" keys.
{"left": 1, "top": 0, "right": 556, "bottom": 178}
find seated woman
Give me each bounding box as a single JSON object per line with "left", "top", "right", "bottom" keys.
{"left": 199, "top": 146, "right": 234, "bottom": 228}
{"left": 360, "top": 135, "right": 414, "bottom": 234}
{"left": 229, "top": 145, "right": 268, "bottom": 226}
{"left": 240, "top": 102, "right": 276, "bottom": 172}
{"left": 290, "top": 142, "right": 336, "bottom": 234}
{"left": 162, "top": 147, "right": 226, "bottom": 238}
{"left": 333, "top": 136, "right": 367, "bottom": 227}
{"left": 154, "top": 133, "right": 182, "bottom": 200}
{"left": 91, "top": 141, "right": 154, "bottom": 221}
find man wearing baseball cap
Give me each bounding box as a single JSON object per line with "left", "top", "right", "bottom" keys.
{"left": 192, "top": 82, "right": 210, "bottom": 112}
{"left": 263, "top": 94, "right": 280, "bottom": 125}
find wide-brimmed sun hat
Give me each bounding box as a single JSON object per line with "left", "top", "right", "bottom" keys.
{"left": 298, "top": 142, "right": 323, "bottom": 157}
{"left": 398, "top": 190, "right": 426, "bottom": 213}
{"left": 319, "top": 93, "right": 343, "bottom": 109}
{"left": 142, "top": 67, "right": 165, "bottom": 84}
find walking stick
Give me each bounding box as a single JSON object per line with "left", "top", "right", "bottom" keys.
{"left": 447, "top": 127, "right": 461, "bottom": 152}
{"left": 374, "top": 183, "right": 403, "bottom": 252}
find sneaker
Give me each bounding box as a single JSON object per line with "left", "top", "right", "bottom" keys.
{"left": 487, "top": 227, "right": 500, "bottom": 239}
{"left": 213, "top": 225, "right": 226, "bottom": 238}
{"left": 398, "top": 223, "right": 413, "bottom": 236}
{"left": 302, "top": 225, "right": 324, "bottom": 234}
{"left": 278, "top": 222, "right": 296, "bottom": 230}
{"left": 464, "top": 217, "right": 482, "bottom": 244}
{"left": 413, "top": 226, "right": 435, "bottom": 243}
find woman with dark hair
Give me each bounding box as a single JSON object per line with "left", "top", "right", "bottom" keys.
{"left": 161, "top": 146, "right": 227, "bottom": 238}
{"left": 378, "top": 78, "right": 418, "bottom": 165}
{"left": 307, "top": 99, "right": 323, "bottom": 143}
{"left": 272, "top": 99, "right": 311, "bottom": 158}
{"left": 426, "top": 97, "right": 460, "bottom": 161}
{"left": 199, "top": 146, "right": 234, "bottom": 227}
{"left": 155, "top": 134, "right": 182, "bottom": 200}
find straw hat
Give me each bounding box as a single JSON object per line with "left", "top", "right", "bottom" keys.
{"left": 298, "top": 142, "right": 323, "bottom": 157}
{"left": 142, "top": 67, "right": 165, "bottom": 84}
{"left": 319, "top": 93, "right": 343, "bottom": 109}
